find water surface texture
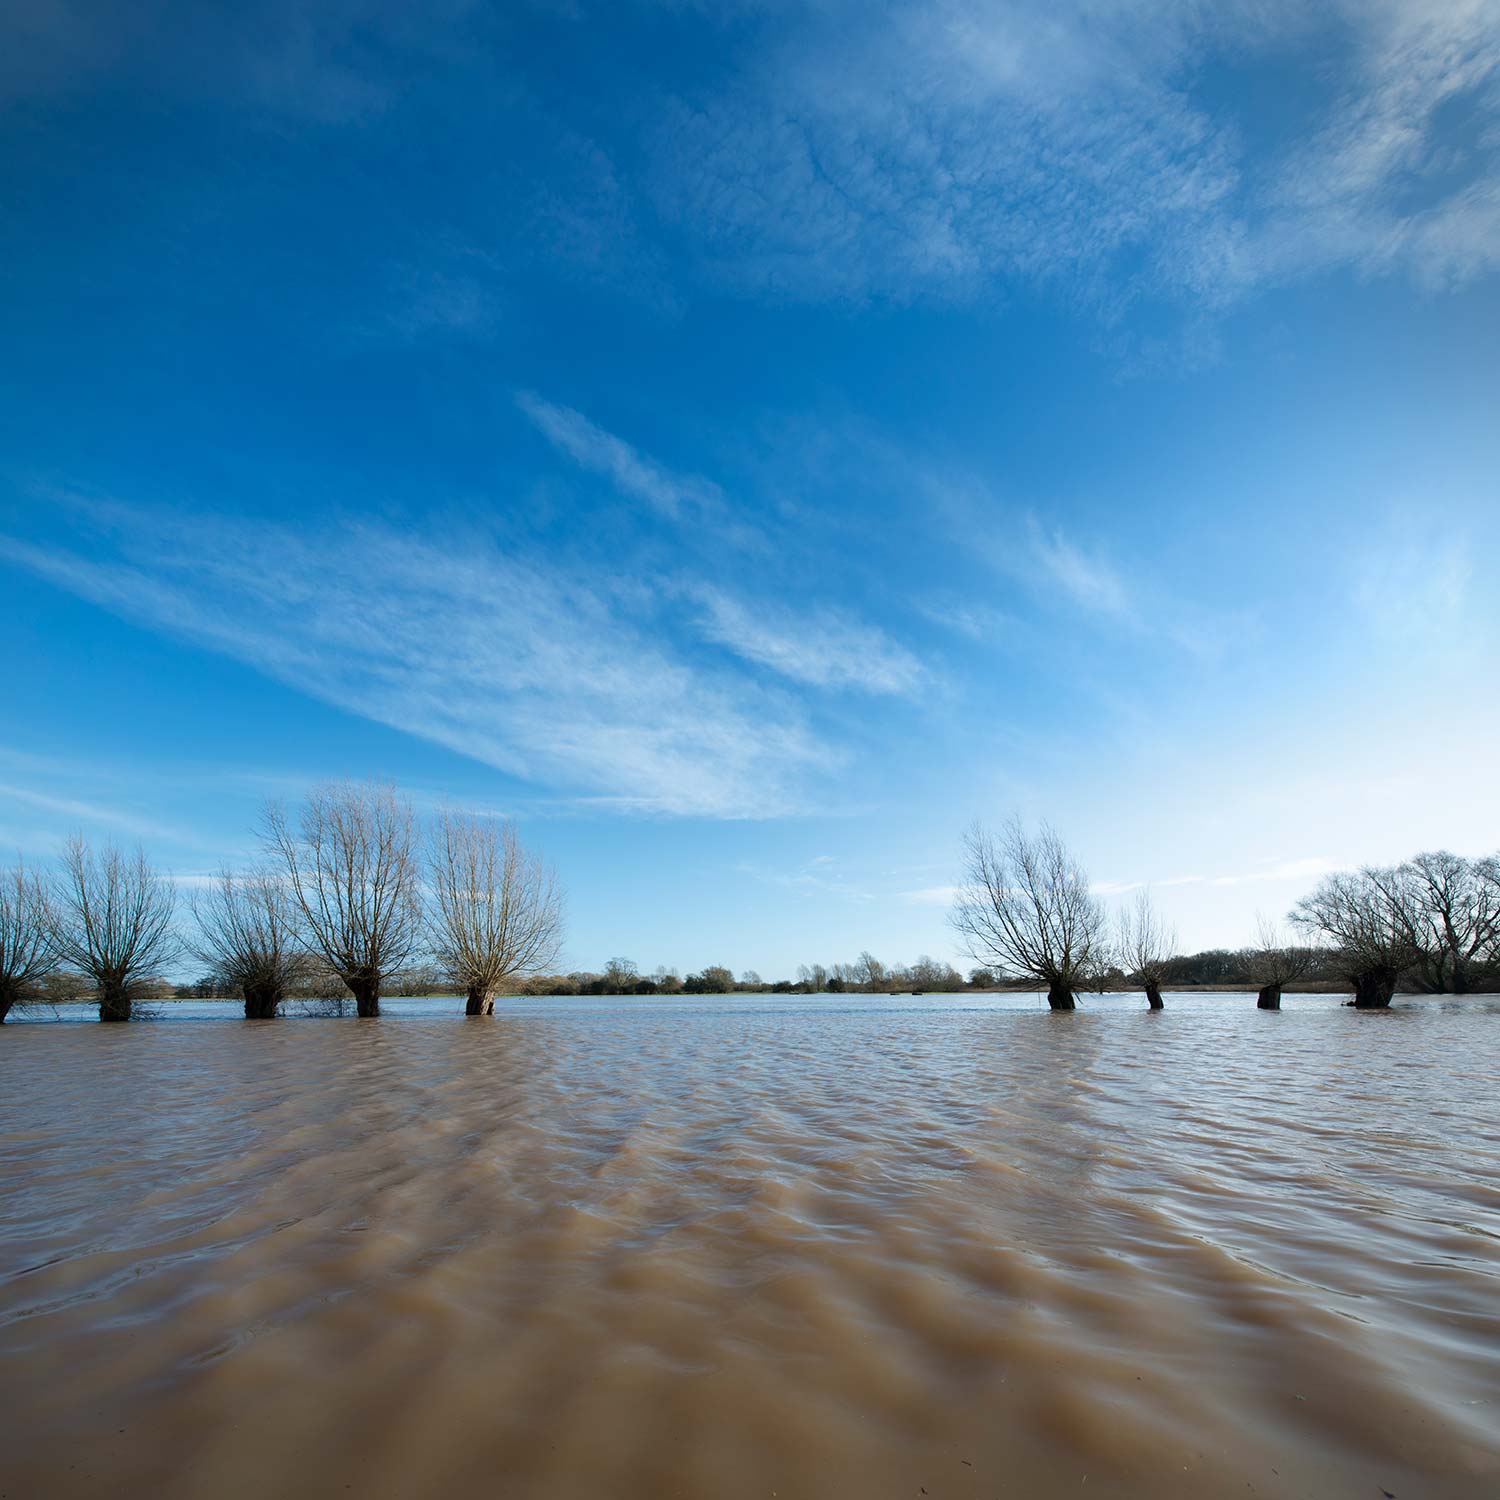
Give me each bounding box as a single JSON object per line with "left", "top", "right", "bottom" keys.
{"left": 2, "top": 995, "right": 1498, "bottom": 1498}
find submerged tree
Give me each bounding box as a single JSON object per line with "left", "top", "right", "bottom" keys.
{"left": 0, "top": 860, "right": 59, "bottom": 1024}
{"left": 190, "top": 867, "right": 309, "bottom": 1018}
{"left": 1383, "top": 851, "right": 1500, "bottom": 995}
{"left": 1117, "top": 890, "right": 1177, "bottom": 1009}
{"left": 427, "top": 813, "right": 565, "bottom": 1016}
{"left": 951, "top": 817, "right": 1107, "bottom": 1010}
{"left": 1248, "top": 915, "right": 1313, "bottom": 1010}
{"left": 52, "top": 838, "right": 178, "bottom": 1022}
{"left": 263, "top": 782, "right": 423, "bottom": 1018}
{"left": 1292, "top": 869, "right": 1418, "bottom": 1009}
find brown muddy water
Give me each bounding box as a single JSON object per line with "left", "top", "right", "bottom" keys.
{"left": 2, "top": 994, "right": 1498, "bottom": 1500}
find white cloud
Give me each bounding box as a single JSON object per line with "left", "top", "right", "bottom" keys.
{"left": 689, "top": 584, "right": 925, "bottom": 695}
{"left": 916, "top": 599, "right": 1020, "bottom": 644}
{"left": 647, "top": 0, "right": 1500, "bottom": 305}
{"left": 899, "top": 883, "right": 960, "bottom": 906}
{"left": 1093, "top": 857, "right": 1348, "bottom": 894}
{"left": 738, "top": 858, "right": 877, "bottom": 901}
{"left": 0, "top": 780, "right": 186, "bottom": 846}
{"left": 516, "top": 392, "right": 749, "bottom": 535}
{"left": 0, "top": 506, "right": 837, "bottom": 819}
{"left": 1028, "top": 525, "right": 1131, "bottom": 616}
{"left": 1208, "top": 856, "right": 1350, "bottom": 887}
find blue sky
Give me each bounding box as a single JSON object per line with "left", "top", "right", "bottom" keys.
{"left": 2, "top": 0, "right": 1498, "bottom": 977}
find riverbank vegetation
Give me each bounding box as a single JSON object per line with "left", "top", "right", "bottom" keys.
{"left": 2, "top": 786, "right": 1498, "bottom": 1020}
{"left": 950, "top": 817, "right": 1500, "bottom": 1010}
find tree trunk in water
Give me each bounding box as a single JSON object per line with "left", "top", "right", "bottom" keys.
{"left": 99, "top": 982, "right": 132, "bottom": 1023}
{"left": 347, "top": 975, "right": 381, "bottom": 1018}
{"left": 243, "top": 983, "right": 284, "bottom": 1019}
{"left": 1144, "top": 983, "right": 1164, "bottom": 1010}
{"left": 0, "top": 992, "right": 12, "bottom": 1024}
{"left": 1045, "top": 980, "right": 1077, "bottom": 1010}
{"left": 465, "top": 985, "right": 496, "bottom": 1016}
{"left": 1351, "top": 971, "right": 1396, "bottom": 1009}
{"left": 1256, "top": 983, "right": 1282, "bottom": 1010}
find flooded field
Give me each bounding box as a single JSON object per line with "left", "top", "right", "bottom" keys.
{"left": 2, "top": 994, "right": 1497, "bottom": 1498}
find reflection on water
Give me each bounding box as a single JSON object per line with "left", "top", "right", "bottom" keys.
{"left": 2, "top": 995, "right": 1498, "bottom": 1498}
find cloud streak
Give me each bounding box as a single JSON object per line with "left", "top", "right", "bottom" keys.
{"left": 648, "top": 0, "right": 1500, "bottom": 306}
{"left": 689, "top": 585, "right": 925, "bottom": 695}
{"left": 517, "top": 392, "right": 763, "bottom": 550}
{"left": 0, "top": 505, "right": 837, "bottom": 819}
{"left": 1028, "top": 526, "right": 1131, "bottom": 616}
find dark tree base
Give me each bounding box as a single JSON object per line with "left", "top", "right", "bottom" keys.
{"left": 243, "top": 984, "right": 285, "bottom": 1019}
{"left": 1351, "top": 971, "right": 1398, "bottom": 1009}
{"left": 1256, "top": 984, "right": 1282, "bottom": 1010}
{"left": 346, "top": 976, "right": 381, "bottom": 1018}
{"left": 1046, "top": 982, "right": 1077, "bottom": 1010}
{"left": 465, "top": 987, "right": 496, "bottom": 1016}
{"left": 99, "top": 985, "right": 132, "bottom": 1023}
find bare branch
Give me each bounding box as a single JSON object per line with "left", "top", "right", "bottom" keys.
{"left": 950, "top": 816, "right": 1106, "bottom": 1009}
{"left": 189, "top": 867, "right": 312, "bottom": 1018}
{"left": 427, "top": 812, "right": 566, "bottom": 1015}
{"left": 1291, "top": 867, "right": 1420, "bottom": 1008}
{"left": 262, "top": 782, "right": 423, "bottom": 1017}
{"left": 51, "top": 838, "right": 179, "bottom": 1022}
{"left": 1116, "top": 890, "right": 1177, "bottom": 1008}
{"left": 0, "top": 858, "right": 60, "bottom": 1023}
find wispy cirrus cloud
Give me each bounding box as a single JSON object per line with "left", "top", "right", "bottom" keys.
{"left": 899, "top": 883, "right": 960, "bottom": 907}
{"left": 0, "top": 745, "right": 214, "bottom": 850}
{"left": 1092, "top": 857, "right": 1349, "bottom": 896}
{"left": 1028, "top": 525, "right": 1131, "bottom": 617}
{"left": 517, "top": 391, "right": 761, "bottom": 547}
{"left": 738, "top": 856, "right": 877, "bottom": 901}
{"left": 648, "top": 0, "right": 1500, "bottom": 307}
{"left": 0, "top": 501, "right": 835, "bottom": 819}
{"left": 0, "top": 780, "right": 188, "bottom": 846}
{"left": 688, "top": 584, "right": 925, "bottom": 695}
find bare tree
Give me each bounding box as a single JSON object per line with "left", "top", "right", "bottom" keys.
{"left": 190, "top": 867, "right": 310, "bottom": 1019}
{"left": 52, "top": 838, "right": 179, "bottom": 1022}
{"left": 428, "top": 813, "right": 565, "bottom": 1015}
{"left": 1482, "top": 856, "right": 1500, "bottom": 970}
{"left": 0, "top": 860, "right": 59, "bottom": 1024}
{"left": 1385, "top": 852, "right": 1500, "bottom": 994}
{"left": 1292, "top": 868, "right": 1419, "bottom": 1009}
{"left": 951, "top": 817, "right": 1107, "bottom": 1010}
{"left": 1248, "top": 914, "right": 1313, "bottom": 1010}
{"left": 263, "top": 782, "right": 423, "bottom": 1018}
{"left": 1117, "top": 890, "right": 1177, "bottom": 1009}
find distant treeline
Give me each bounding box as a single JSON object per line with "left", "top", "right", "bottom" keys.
{"left": 71, "top": 942, "right": 1471, "bottom": 1003}
{"left": 3, "top": 781, "right": 1497, "bottom": 1022}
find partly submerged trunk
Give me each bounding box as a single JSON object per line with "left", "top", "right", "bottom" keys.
{"left": 99, "top": 980, "right": 132, "bottom": 1023}
{"left": 1144, "top": 982, "right": 1164, "bottom": 1010}
{"left": 0, "top": 985, "right": 14, "bottom": 1024}
{"left": 346, "top": 973, "right": 381, "bottom": 1018}
{"left": 465, "top": 984, "right": 496, "bottom": 1016}
{"left": 1256, "top": 982, "right": 1282, "bottom": 1010}
{"left": 1351, "top": 970, "right": 1398, "bottom": 1009}
{"left": 1045, "top": 980, "right": 1077, "bottom": 1011}
{"left": 243, "top": 982, "right": 284, "bottom": 1019}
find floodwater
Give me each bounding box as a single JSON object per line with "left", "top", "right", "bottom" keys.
{"left": 2, "top": 995, "right": 1498, "bottom": 1500}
